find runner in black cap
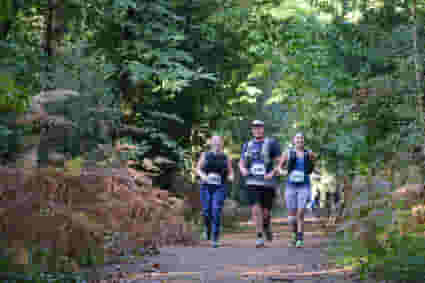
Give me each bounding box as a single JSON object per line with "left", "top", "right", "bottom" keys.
{"left": 239, "top": 120, "right": 282, "bottom": 247}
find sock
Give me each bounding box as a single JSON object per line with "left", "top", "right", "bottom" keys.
{"left": 204, "top": 216, "right": 211, "bottom": 239}
{"left": 257, "top": 232, "right": 263, "bottom": 238}
{"left": 297, "top": 232, "right": 303, "bottom": 241}
{"left": 213, "top": 232, "right": 219, "bottom": 242}
{"left": 263, "top": 218, "right": 270, "bottom": 230}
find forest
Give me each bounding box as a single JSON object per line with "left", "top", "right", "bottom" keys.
{"left": 1, "top": 0, "right": 425, "bottom": 282}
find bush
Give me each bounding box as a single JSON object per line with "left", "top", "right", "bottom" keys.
{"left": 330, "top": 177, "right": 425, "bottom": 282}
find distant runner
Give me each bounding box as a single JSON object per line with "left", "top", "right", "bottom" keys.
{"left": 196, "top": 135, "right": 234, "bottom": 248}
{"left": 278, "top": 133, "right": 317, "bottom": 248}
{"left": 239, "top": 120, "right": 282, "bottom": 248}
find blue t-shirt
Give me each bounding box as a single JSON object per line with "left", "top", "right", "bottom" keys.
{"left": 241, "top": 138, "right": 281, "bottom": 172}
{"left": 241, "top": 138, "right": 281, "bottom": 188}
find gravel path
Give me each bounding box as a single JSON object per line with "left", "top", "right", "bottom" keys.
{"left": 123, "top": 217, "right": 363, "bottom": 283}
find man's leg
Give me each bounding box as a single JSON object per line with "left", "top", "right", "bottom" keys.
{"left": 200, "top": 187, "right": 212, "bottom": 240}
{"left": 285, "top": 186, "right": 298, "bottom": 246}
{"left": 247, "top": 187, "right": 265, "bottom": 247}
{"left": 263, "top": 207, "right": 271, "bottom": 240}
{"left": 262, "top": 189, "right": 275, "bottom": 241}
{"left": 253, "top": 203, "right": 264, "bottom": 238}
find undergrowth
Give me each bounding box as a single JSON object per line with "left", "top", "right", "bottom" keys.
{"left": 0, "top": 253, "right": 89, "bottom": 283}
{"left": 328, "top": 177, "right": 425, "bottom": 283}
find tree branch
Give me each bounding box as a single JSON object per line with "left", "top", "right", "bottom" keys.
{"left": 118, "top": 125, "right": 148, "bottom": 138}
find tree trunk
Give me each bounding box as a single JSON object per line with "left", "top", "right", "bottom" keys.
{"left": 0, "top": 0, "right": 15, "bottom": 40}
{"left": 190, "top": 124, "right": 204, "bottom": 182}
{"left": 8, "top": 240, "right": 30, "bottom": 271}
{"left": 45, "top": 0, "right": 54, "bottom": 58}
{"left": 411, "top": 0, "right": 425, "bottom": 182}
{"left": 412, "top": 0, "right": 425, "bottom": 124}
{"left": 44, "top": 0, "right": 66, "bottom": 58}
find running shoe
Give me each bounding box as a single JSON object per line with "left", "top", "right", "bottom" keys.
{"left": 288, "top": 234, "right": 297, "bottom": 247}
{"left": 264, "top": 227, "right": 273, "bottom": 242}
{"left": 201, "top": 230, "right": 210, "bottom": 241}
{"left": 295, "top": 239, "right": 304, "bottom": 248}
{"left": 256, "top": 237, "right": 265, "bottom": 248}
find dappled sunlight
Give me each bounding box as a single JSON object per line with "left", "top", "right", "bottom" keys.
{"left": 270, "top": 0, "right": 333, "bottom": 23}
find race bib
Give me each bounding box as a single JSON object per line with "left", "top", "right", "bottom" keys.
{"left": 251, "top": 164, "right": 266, "bottom": 176}
{"left": 289, "top": 170, "right": 305, "bottom": 183}
{"left": 206, "top": 173, "right": 222, "bottom": 185}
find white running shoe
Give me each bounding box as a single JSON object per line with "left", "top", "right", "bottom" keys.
{"left": 256, "top": 238, "right": 265, "bottom": 248}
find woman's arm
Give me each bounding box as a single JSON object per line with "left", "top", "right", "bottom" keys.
{"left": 309, "top": 151, "right": 317, "bottom": 172}
{"left": 239, "top": 158, "right": 249, "bottom": 176}
{"left": 227, "top": 157, "right": 234, "bottom": 182}
{"left": 196, "top": 152, "right": 208, "bottom": 181}
{"left": 309, "top": 151, "right": 317, "bottom": 161}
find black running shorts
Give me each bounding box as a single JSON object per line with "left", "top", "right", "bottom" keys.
{"left": 246, "top": 185, "right": 276, "bottom": 210}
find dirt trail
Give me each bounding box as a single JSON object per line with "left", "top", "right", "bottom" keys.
{"left": 111, "top": 216, "right": 363, "bottom": 283}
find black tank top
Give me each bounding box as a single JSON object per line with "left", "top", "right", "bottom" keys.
{"left": 201, "top": 151, "right": 228, "bottom": 180}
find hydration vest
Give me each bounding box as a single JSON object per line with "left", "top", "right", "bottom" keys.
{"left": 245, "top": 137, "right": 273, "bottom": 168}
{"left": 244, "top": 138, "right": 278, "bottom": 188}
{"left": 287, "top": 149, "right": 314, "bottom": 175}
{"left": 201, "top": 151, "right": 228, "bottom": 184}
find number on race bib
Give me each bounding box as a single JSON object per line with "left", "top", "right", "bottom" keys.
{"left": 206, "top": 173, "right": 221, "bottom": 185}
{"left": 251, "top": 164, "right": 266, "bottom": 176}
{"left": 289, "top": 170, "right": 305, "bottom": 183}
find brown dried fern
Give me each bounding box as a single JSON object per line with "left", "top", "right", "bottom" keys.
{"left": 0, "top": 164, "right": 197, "bottom": 272}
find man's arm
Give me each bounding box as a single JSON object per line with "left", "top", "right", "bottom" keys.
{"left": 239, "top": 143, "right": 249, "bottom": 176}
{"left": 277, "top": 150, "right": 289, "bottom": 175}
{"left": 265, "top": 140, "right": 283, "bottom": 178}
{"left": 239, "top": 156, "right": 249, "bottom": 177}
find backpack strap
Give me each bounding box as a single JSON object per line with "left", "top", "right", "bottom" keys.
{"left": 202, "top": 151, "right": 228, "bottom": 176}
{"left": 245, "top": 139, "right": 255, "bottom": 167}
{"left": 288, "top": 148, "right": 313, "bottom": 174}
{"left": 305, "top": 149, "right": 314, "bottom": 174}
{"left": 201, "top": 151, "right": 213, "bottom": 172}
{"left": 287, "top": 148, "right": 296, "bottom": 173}
{"left": 262, "top": 137, "right": 272, "bottom": 165}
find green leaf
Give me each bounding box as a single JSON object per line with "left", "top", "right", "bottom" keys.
{"left": 128, "top": 62, "right": 156, "bottom": 81}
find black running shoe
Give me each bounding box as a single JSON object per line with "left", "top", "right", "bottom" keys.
{"left": 265, "top": 227, "right": 273, "bottom": 242}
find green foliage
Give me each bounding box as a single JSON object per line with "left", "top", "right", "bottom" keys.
{"left": 131, "top": 110, "right": 187, "bottom": 165}
{"left": 0, "top": 73, "right": 31, "bottom": 113}
{"left": 89, "top": 0, "right": 216, "bottom": 91}
{"left": 0, "top": 251, "right": 88, "bottom": 283}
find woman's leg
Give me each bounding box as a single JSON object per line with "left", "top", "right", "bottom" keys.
{"left": 296, "top": 185, "right": 311, "bottom": 243}
{"left": 200, "top": 186, "right": 212, "bottom": 240}
{"left": 285, "top": 186, "right": 298, "bottom": 243}
{"left": 211, "top": 186, "right": 226, "bottom": 242}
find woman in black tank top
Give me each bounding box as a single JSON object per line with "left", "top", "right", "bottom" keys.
{"left": 196, "top": 136, "right": 234, "bottom": 248}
